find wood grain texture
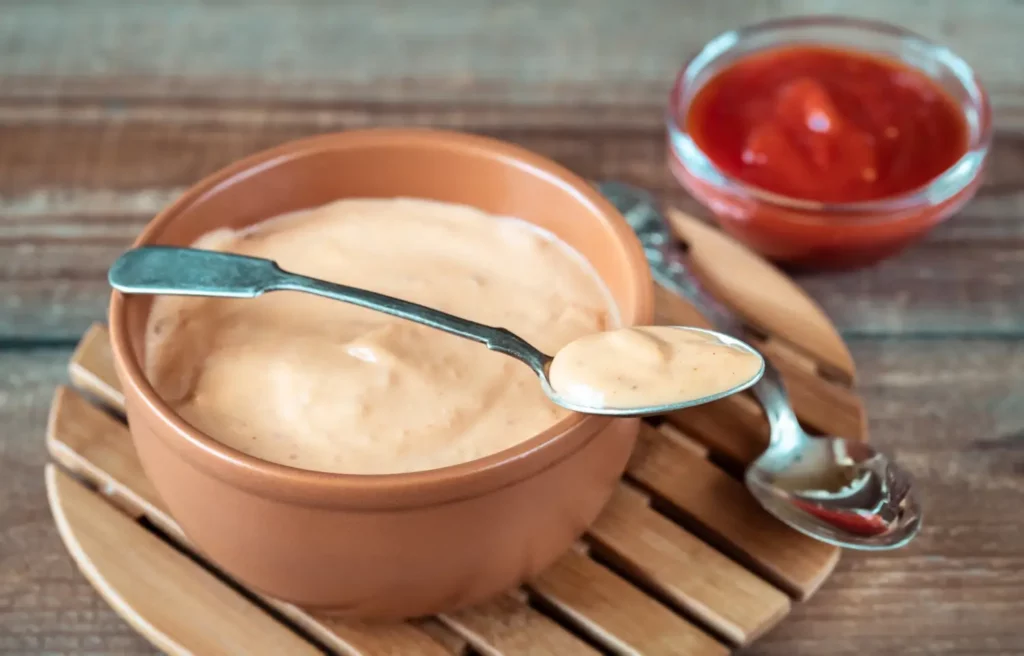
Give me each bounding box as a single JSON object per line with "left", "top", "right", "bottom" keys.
{"left": 586, "top": 485, "right": 791, "bottom": 645}
{"left": 441, "top": 594, "right": 599, "bottom": 656}
{"left": 627, "top": 425, "right": 840, "bottom": 600}
{"left": 529, "top": 550, "right": 729, "bottom": 656}
{"left": 45, "top": 466, "right": 321, "bottom": 656}
{"left": 667, "top": 210, "right": 856, "bottom": 380}
{"left": 654, "top": 287, "right": 869, "bottom": 460}
{"left": 47, "top": 387, "right": 169, "bottom": 523}
{"left": 2, "top": 1, "right": 1024, "bottom": 114}
{"left": 1, "top": 114, "right": 1022, "bottom": 340}
{"left": 68, "top": 324, "right": 123, "bottom": 408}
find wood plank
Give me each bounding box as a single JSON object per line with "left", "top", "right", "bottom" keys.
{"left": 2, "top": 1, "right": 1024, "bottom": 114}
{"left": 627, "top": 425, "right": 840, "bottom": 600}
{"left": 68, "top": 323, "right": 123, "bottom": 408}
{"left": 667, "top": 209, "right": 855, "bottom": 381}
{"left": 69, "top": 323, "right": 121, "bottom": 397}
{"left": 587, "top": 485, "right": 790, "bottom": 645}
{"left": 665, "top": 394, "right": 769, "bottom": 467}
{"left": 756, "top": 339, "right": 867, "bottom": 441}
{"left": 292, "top": 617, "right": 456, "bottom": 656}
{"left": 46, "top": 385, "right": 170, "bottom": 523}
{"left": 414, "top": 619, "right": 470, "bottom": 656}
{"left": 3, "top": 118, "right": 1022, "bottom": 341}
{"left": 529, "top": 550, "right": 728, "bottom": 656}
{"left": 45, "top": 465, "right": 321, "bottom": 656}
{"left": 440, "top": 594, "right": 599, "bottom": 656}
{"left": 45, "top": 387, "right": 463, "bottom": 656}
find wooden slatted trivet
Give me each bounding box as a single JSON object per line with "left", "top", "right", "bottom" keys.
{"left": 45, "top": 209, "right": 864, "bottom": 655}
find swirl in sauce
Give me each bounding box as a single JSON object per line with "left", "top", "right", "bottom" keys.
{"left": 145, "top": 198, "right": 615, "bottom": 475}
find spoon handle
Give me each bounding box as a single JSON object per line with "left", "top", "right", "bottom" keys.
{"left": 598, "top": 182, "right": 799, "bottom": 427}
{"left": 109, "top": 246, "right": 550, "bottom": 374}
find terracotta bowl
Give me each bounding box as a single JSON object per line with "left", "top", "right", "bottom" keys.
{"left": 108, "top": 129, "right": 654, "bottom": 619}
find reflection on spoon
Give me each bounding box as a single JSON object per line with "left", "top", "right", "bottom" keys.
{"left": 547, "top": 326, "right": 765, "bottom": 413}
{"left": 109, "top": 246, "right": 765, "bottom": 418}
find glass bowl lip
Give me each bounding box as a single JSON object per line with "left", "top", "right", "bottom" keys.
{"left": 667, "top": 15, "right": 993, "bottom": 218}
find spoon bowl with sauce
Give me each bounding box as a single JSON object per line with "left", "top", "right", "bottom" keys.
{"left": 109, "top": 246, "right": 766, "bottom": 417}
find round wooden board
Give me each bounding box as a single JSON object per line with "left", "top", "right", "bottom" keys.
{"left": 45, "top": 207, "right": 865, "bottom": 656}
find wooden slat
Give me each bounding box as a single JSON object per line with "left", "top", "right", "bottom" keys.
{"left": 529, "top": 549, "right": 729, "bottom": 656}
{"left": 3, "top": 1, "right": 1024, "bottom": 110}
{"left": 4, "top": 120, "right": 1024, "bottom": 342}
{"left": 46, "top": 385, "right": 464, "bottom": 656}
{"left": 652, "top": 284, "right": 712, "bottom": 330}
{"left": 627, "top": 425, "right": 839, "bottom": 600}
{"left": 667, "top": 209, "right": 856, "bottom": 381}
{"left": 758, "top": 340, "right": 867, "bottom": 441}
{"left": 662, "top": 346, "right": 867, "bottom": 469}
{"left": 68, "top": 321, "right": 124, "bottom": 409}
{"left": 415, "top": 619, "right": 471, "bottom": 655}
{"left": 440, "top": 594, "right": 599, "bottom": 656}
{"left": 69, "top": 323, "right": 122, "bottom": 401}
{"left": 587, "top": 485, "right": 790, "bottom": 645}
{"left": 654, "top": 422, "right": 709, "bottom": 458}
{"left": 296, "top": 618, "right": 456, "bottom": 656}
{"left": 47, "top": 385, "right": 171, "bottom": 523}
{"left": 655, "top": 287, "right": 867, "bottom": 444}
{"left": 45, "top": 465, "right": 321, "bottom": 656}
{"left": 665, "top": 394, "right": 769, "bottom": 467}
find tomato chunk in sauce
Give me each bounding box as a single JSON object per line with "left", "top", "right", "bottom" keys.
{"left": 686, "top": 45, "right": 970, "bottom": 203}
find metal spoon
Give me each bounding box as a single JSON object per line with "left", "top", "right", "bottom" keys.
{"left": 108, "top": 245, "right": 765, "bottom": 418}
{"left": 599, "top": 181, "right": 921, "bottom": 549}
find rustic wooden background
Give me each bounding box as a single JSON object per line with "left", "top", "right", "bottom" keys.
{"left": 1, "top": 1, "right": 1022, "bottom": 654}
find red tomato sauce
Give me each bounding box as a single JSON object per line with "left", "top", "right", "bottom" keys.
{"left": 686, "top": 45, "right": 970, "bottom": 204}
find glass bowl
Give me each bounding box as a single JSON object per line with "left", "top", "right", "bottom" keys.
{"left": 667, "top": 16, "right": 992, "bottom": 270}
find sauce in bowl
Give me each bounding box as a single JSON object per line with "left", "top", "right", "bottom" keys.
{"left": 686, "top": 45, "right": 969, "bottom": 204}
{"left": 145, "top": 198, "right": 617, "bottom": 475}
{"left": 668, "top": 18, "right": 991, "bottom": 269}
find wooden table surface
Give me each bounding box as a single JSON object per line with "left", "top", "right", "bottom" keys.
{"left": 1, "top": 2, "right": 1022, "bottom": 654}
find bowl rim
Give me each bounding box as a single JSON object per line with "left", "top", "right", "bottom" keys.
{"left": 109, "top": 127, "right": 654, "bottom": 509}
{"left": 667, "top": 14, "right": 993, "bottom": 220}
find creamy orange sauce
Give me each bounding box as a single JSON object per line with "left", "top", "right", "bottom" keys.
{"left": 547, "top": 326, "right": 762, "bottom": 410}
{"left": 145, "top": 198, "right": 615, "bottom": 475}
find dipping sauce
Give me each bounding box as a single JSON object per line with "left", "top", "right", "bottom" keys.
{"left": 145, "top": 198, "right": 615, "bottom": 475}
{"left": 686, "top": 45, "right": 970, "bottom": 204}
{"left": 547, "top": 326, "right": 762, "bottom": 410}
{"left": 669, "top": 21, "right": 990, "bottom": 270}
